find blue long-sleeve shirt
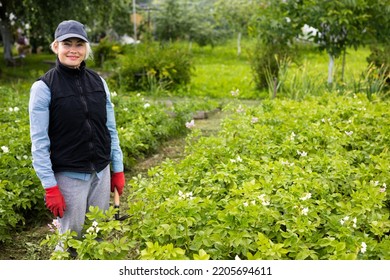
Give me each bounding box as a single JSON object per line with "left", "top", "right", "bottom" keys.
{"left": 29, "top": 77, "right": 123, "bottom": 188}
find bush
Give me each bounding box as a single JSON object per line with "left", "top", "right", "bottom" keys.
{"left": 108, "top": 42, "right": 193, "bottom": 93}
{"left": 92, "top": 39, "right": 125, "bottom": 68}
{"left": 249, "top": 41, "right": 294, "bottom": 94}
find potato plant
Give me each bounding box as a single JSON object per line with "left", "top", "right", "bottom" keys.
{"left": 0, "top": 86, "right": 46, "bottom": 242}
{"left": 123, "top": 93, "right": 390, "bottom": 260}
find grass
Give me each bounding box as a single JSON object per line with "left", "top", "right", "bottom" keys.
{"left": 0, "top": 51, "right": 53, "bottom": 85}
{"left": 188, "top": 40, "right": 258, "bottom": 99}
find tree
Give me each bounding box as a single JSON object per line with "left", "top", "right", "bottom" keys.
{"left": 214, "top": 0, "right": 261, "bottom": 56}
{"left": 0, "top": 0, "right": 25, "bottom": 65}
{"left": 153, "top": 0, "right": 227, "bottom": 47}
{"left": 249, "top": 1, "right": 302, "bottom": 91}
{"left": 0, "top": 0, "right": 121, "bottom": 65}
{"left": 251, "top": 0, "right": 390, "bottom": 87}
{"left": 293, "top": 0, "right": 390, "bottom": 85}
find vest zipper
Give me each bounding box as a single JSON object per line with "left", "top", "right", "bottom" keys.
{"left": 76, "top": 75, "right": 95, "bottom": 171}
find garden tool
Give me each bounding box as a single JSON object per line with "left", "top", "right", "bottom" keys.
{"left": 114, "top": 189, "right": 130, "bottom": 221}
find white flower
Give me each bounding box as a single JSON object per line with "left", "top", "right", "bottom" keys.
{"left": 144, "top": 103, "right": 151, "bottom": 109}
{"left": 251, "top": 117, "right": 259, "bottom": 124}
{"left": 52, "top": 219, "right": 61, "bottom": 229}
{"left": 92, "top": 221, "right": 98, "bottom": 228}
{"left": 360, "top": 242, "right": 367, "bottom": 254}
{"left": 236, "top": 105, "right": 244, "bottom": 113}
{"left": 353, "top": 217, "right": 357, "bottom": 228}
{"left": 231, "top": 89, "right": 240, "bottom": 96}
{"left": 345, "top": 131, "right": 353, "bottom": 136}
{"left": 262, "top": 200, "right": 270, "bottom": 206}
{"left": 340, "top": 216, "right": 350, "bottom": 226}
{"left": 185, "top": 119, "right": 195, "bottom": 129}
{"left": 230, "top": 156, "right": 242, "bottom": 163}
{"left": 48, "top": 219, "right": 61, "bottom": 232}
{"left": 297, "top": 150, "right": 307, "bottom": 157}
{"left": 380, "top": 183, "right": 387, "bottom": 193}
{"left": 86, "top": 227, "right": 94, "bottom": 233}
{"left": 281, "top": 160, "right": 294, "bottom": 167}
{"left": 1, "top": 146, "right": 9, "bottom": 153}
{"left": 258, "top": 194, "right": 270, "bottom": 206}
{"left": 300, "top": 193, "right": 312, "bottom": 201}
{"left": 178, "top": 190, "right": 194, "bottom": 200}
{"left": 301, "top": 207, "right": 309, "bottom": 215}
{"left": 290, "top": 132, "right": 296, "bottom": 140}
{"left": 111, "top": 91, "right": 117, "bottom": 97}
{"left": 243, "top": 202, "right": 248, "bottom": 207}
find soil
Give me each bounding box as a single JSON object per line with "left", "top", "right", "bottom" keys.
{"left": 0, "top": 109, "right": 224, "bottom": 260}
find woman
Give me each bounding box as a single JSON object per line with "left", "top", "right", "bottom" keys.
{"left": 29, "top": 20, "right": 125, "bottom": 240}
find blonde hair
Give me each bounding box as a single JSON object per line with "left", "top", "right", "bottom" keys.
{"left": 50, "top": 40, "right": 94, "bottom": 60}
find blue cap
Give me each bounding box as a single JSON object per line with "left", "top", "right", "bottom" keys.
{"left": 55, "top": 20, "right": 89, "bottom": 42}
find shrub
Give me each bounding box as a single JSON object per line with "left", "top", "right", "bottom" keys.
{"left": 248, "top": 41, "right": 294, "bottom": 95}
{"left": 92, "top": 39, "right": 125, "bottom": 68}
{"left": 108, "top": 42, "right": 193, "bottom": 93}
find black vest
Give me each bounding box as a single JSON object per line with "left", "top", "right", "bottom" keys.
{"left": 40, "top": 60, "right": 111, "bottom": 173}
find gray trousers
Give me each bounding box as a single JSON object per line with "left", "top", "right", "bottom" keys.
{"left": 55, "top": 165, "right": 110, "bottom": 238}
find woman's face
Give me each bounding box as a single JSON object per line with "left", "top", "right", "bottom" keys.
{"left": 53, "top": 38, "right": 86, "bottom": 68}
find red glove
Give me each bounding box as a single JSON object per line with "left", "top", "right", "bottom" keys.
{"left": 45, "top": 186, "right": 66, "bottom": 218}
{"left": 111, "top": 172, "right": 125, "bottom": 195}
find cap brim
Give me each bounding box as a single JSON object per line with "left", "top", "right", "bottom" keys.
{"left": 56, "top": 33, "right": 88, "bottom": 42}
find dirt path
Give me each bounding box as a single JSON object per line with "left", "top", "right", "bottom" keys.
{"left": 0, "top": 109, "right": 225, "bottom": 260}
